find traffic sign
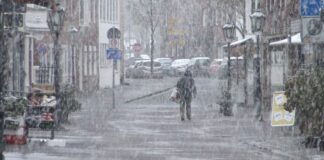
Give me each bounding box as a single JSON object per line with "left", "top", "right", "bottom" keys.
{"left": 106, "top": 48, "right": 121, "bottom": 60}
{"left": 302, "top": 17, "right": 324, "bottom": 42}
{"left": 301, "top": 0, "right": 322, "bottom": 17}
{"left": 107, "top": 27, "right": 121, "bottom": 39}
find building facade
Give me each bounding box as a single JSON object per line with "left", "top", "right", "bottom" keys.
{"left": 98, "top": 0, "right": 121, "bottom": 88}
{"left": 16, "top": 0, "right": 101, "bottom": 94}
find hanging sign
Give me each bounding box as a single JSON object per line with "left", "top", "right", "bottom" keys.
{"left": 271, "top": 91, "right": 296, "bottom": 127}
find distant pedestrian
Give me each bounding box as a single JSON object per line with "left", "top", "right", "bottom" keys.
{"left": 176, "top": 69, "right": 197, "bottom": 121}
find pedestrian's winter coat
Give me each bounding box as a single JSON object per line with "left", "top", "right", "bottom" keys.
{"left": 176, "top": 70, "right": 197, "bottom": 121}
{"left": 176, "top": 70, "right": 197, "bottom": 100}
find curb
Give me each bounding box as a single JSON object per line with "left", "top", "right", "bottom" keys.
{"left": 242, "top": 141, "right": 310, "bottom": 160}
{"left": 124, "top": 87, "right": 174, "bottom": 104}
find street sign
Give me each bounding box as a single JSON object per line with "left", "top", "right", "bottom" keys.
{"left": 106, "top": 48, "right": 121, "bottom": 60}
{"left": 271, "top": 91, "right": 295, "bottom": 127}
{"left": 301, "top": 0, "right": 322, "bottom": 17}
{"left": 107, "top": 27, "right": 121, "bottom": 39}
{"left": 302, "top": 17, "right": 324, "bottom": 43}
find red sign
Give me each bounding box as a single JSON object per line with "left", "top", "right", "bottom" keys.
{"left": 132, "top": 43, "right": 142, "bottom": 53}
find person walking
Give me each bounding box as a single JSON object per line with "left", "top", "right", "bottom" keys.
{"left": 176, "top": 69, "right": 197, "bottom": 121}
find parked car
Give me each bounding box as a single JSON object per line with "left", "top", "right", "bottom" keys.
{"left": 154, "top": 58, "right": 172, "bottom": 75}
{"left": 126, "top": 60, "right": 163, "bottom": 79}
{"left": 169, "top": 59, "right": 190, "bottom": 76}
{"left": 125, "top": 55, "right": 150, "bottom": 67}
{"left": 125, "top": 60, "right": 145, "bottom": 78}
{"left": 186, "top": 57, "right": 211, "bottom": 77}
{"left": 208, "top": 59, "right": 223, "bottom": 77}
{"left": 216, "top": 56, "right": 244, "bottom": 79}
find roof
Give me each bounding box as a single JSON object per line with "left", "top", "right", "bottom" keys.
{"left": 222, "top": 35, "right": 255, "bottom": 48}
{"left": 269, "top": 33, "right": 301, "bottom": 46}
{"left": 223, "top": 56, "right": 244, "bottom": 60}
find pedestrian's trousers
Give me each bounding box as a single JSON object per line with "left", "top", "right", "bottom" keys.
{"left": 180, "top": 97, "right": 192, "bottom": 119}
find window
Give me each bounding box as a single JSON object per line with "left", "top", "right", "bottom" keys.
{"left": 256, "top": 0, "right": 260, "bottom": 9}
{"left": 100, "top": 0, "right": 119, "bottom": 23}
{"left": 93, "top": 46, "right": 97, "bottom": 75}
{"left": 80, "top": 0, "right": 90, "bottom": 25}
{"left": 112, "top": 0, "right": 115, "bottom": 22}
{"left": 114, "top": 0, "right": 119, "bottom": 23}
{"left": 89, "top": 46, "right": 93, "bottom": 75}
{"left": 80, "top": 0, "right": 84, "bottom": 24}
{"left": 100, "top": 43, "right": 110, "bottom": 67}
{"left": 281, "top": 0, "right": 285, "bottom": 9}
{"left": 100, "top": 0, "right": 103, "bottom": 20}
{"left": 110, "top": 0, "right": 113, "bottom": 22}
{"left": 91, "top": 1, "right": 95, "bottom": 21}
{"left": 271, "top": 0, "right": 274, "bottom": 8}
{"left": 83, "top": 46, "right": 87, "bottom": 76}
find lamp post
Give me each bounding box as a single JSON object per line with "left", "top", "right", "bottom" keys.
{"left": 47, "top": 3, "right": 65, "bottom": 139}
{"left": 69, "top": 27, "right": 78, "bottom": 87}
{"left": 250, "top": 10, "right": 266, "bottom": 121}
{"left": 222, "top": 23, "right": 235, "bottom": 116}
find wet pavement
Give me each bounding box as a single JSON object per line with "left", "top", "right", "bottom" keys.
{"left": 4, "top": 78, "right": 324, "bottom": 160}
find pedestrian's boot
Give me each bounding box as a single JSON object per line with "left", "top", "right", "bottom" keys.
{"left": 186, "top": 104, "right": 191, "bottom": 120}
{"left": 180, "top": 102, "right": 185, "bottom": 121}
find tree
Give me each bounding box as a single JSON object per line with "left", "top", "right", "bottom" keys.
{"left": 127, "top": 0, "right": 246, "bottom": 59}
{"left": 285, "top": 66, "right": 324, "bottom": 137}
{"left": 129, "top": 0, "right": 163, "bottom": 76}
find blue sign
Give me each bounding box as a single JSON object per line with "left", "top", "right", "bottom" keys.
{"left": 106, "top": 48, "right": 121, "bottom": 60}
{"left": 301, "top": 0, "right": 322, "bottom": 17}
{"left": 37, "top": 43, "right": 47, "bottom": 55}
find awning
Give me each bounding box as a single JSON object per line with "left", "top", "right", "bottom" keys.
{"left": 223, "top": 35, "right": 255, "bottom": 48}
{"left": 269, "top": 33, "right": 301, "bottom": 46}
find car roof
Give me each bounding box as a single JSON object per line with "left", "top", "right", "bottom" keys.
{"left": 213, "top": 59, "right": 223, "bottom": 62}
{"left": 155, "top": 58, "right": 171, "bottom": 60}
{"left": 141, "top": 60, "right": 160, "bottom": 63}
{"left": 223, "top": 56, "right": 244, "bottom": 60}
{"left": 174, "top": 58, "right": 189, "bottom": 61}
{"left": 191, "top": 57, "right": 210, "bottom": 60}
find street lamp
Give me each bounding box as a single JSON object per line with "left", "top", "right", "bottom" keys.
{"left": 69, "top": 27, "right": 78, "bottom": 87}
{"left": 222, "top": 23, "right": 235, "bottom": 116}
{"left": 47, "top": 3, "right": 65, "bottom": 139}
{"left": 250, "top": 10, "right": 266, "bottom": 121}
{"left": 47, "top": 4, "right": 65, "bottom": 93}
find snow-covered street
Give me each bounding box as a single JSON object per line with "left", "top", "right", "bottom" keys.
{"left": 4, "top": 78, "right": 323, "bottom": 160}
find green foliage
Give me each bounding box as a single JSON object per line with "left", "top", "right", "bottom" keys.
{"left": 60, "top": 85, "right": 81, "bottom": 123}
{"left": 285, "top": 67, "right": 324, "bottom": 136}
{"left": 3, "top": 97, "right": 27, "bottom": 117}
